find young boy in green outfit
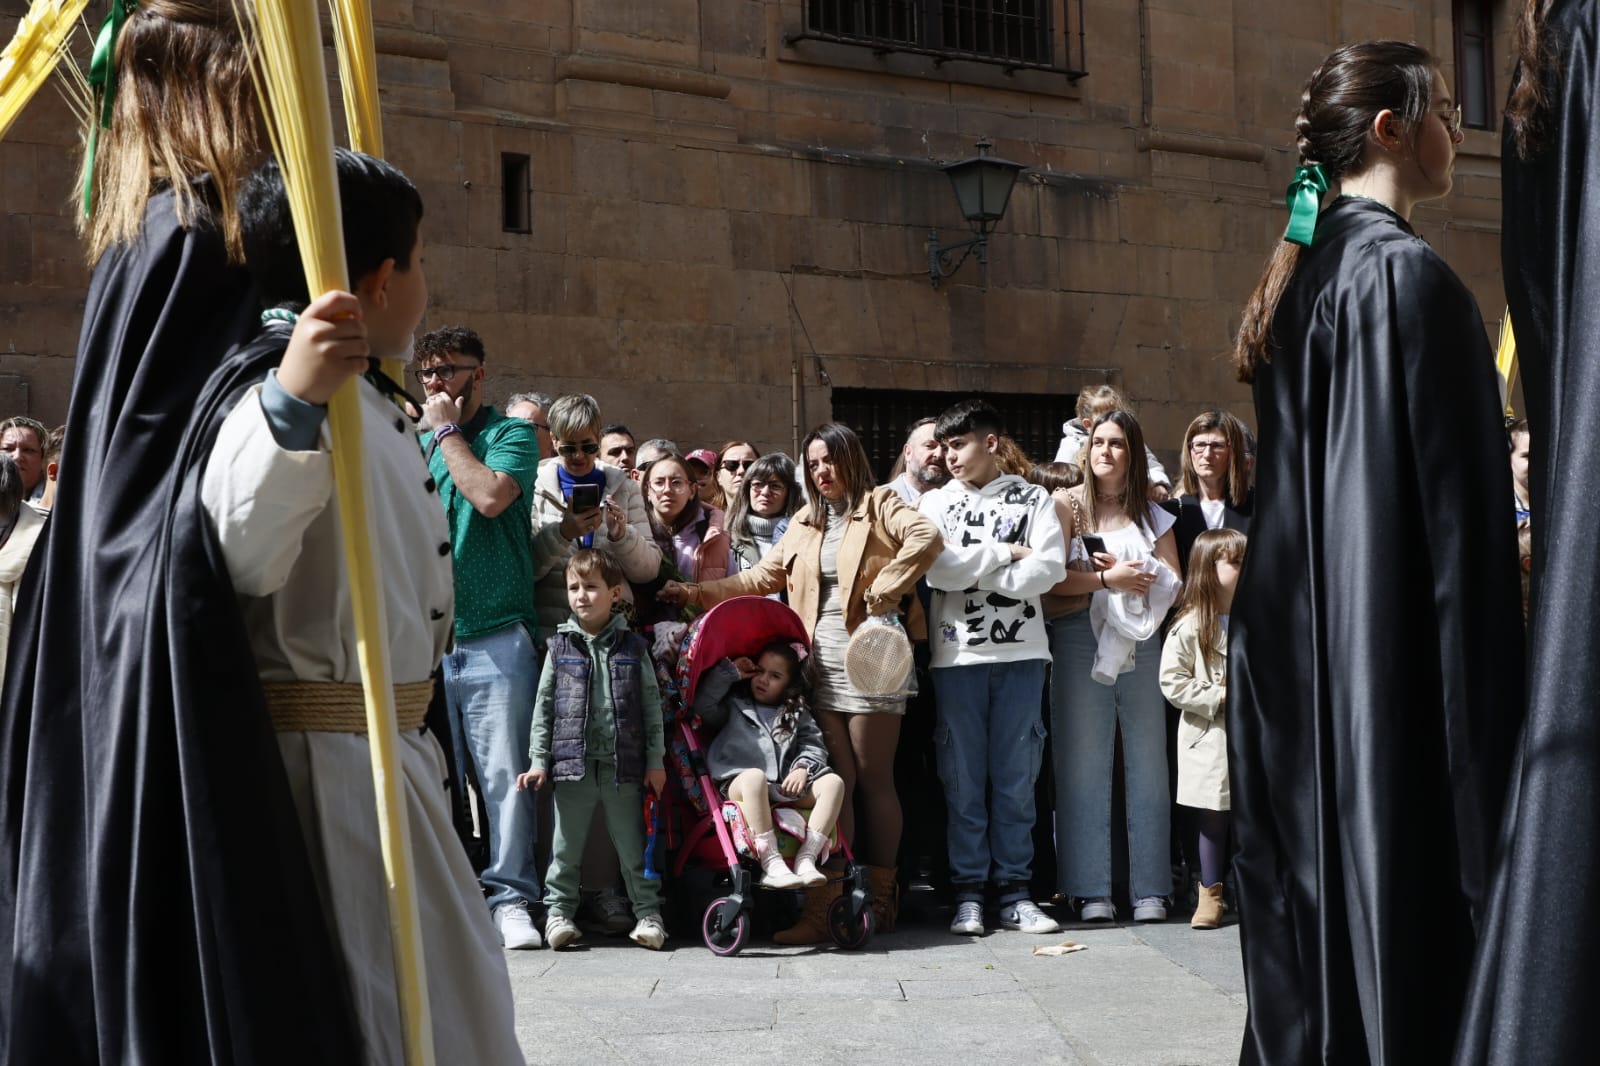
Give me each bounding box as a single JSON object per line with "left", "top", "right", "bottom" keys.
{"left": 517, "top": 549, "right": 667, "bottom": 949}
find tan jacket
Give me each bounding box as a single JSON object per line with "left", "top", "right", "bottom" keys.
{"left": 686, "top": 487, "right": 941, "bottom": 640}
{"left": 1159, "top": 611, "right": 1230, "bottom": 811}
{"left": 0, "top": 504, "right": 45, "bottom": 690}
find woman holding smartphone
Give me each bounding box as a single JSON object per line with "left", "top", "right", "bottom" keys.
{"left": 1045, "top": 409, "right": 1181, "bottom": 924}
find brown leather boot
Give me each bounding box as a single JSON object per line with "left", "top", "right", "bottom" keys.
{"left": 1191, "top": 881, "right": 1225, "bottom": 930}
{"left": 867, "top": 865, "right": 899, "bottom": 934}
{"left": 773, "top": 879, "right": 839, "bottom": 945}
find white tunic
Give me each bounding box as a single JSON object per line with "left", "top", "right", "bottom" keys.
{"left": 202, "top": 376, "right": 522, "bottom": 1066}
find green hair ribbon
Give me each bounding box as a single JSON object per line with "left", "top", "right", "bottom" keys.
{"left": 83, "top": 0, "right": 139, "bottom": 218}
{"left": 1282, "top": 163, "right": 1328, "bottom": 248}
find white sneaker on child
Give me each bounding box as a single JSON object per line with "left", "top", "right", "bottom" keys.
{"left": 629, "top": 914, "right": 668, "bottom": 950}
{"left": 791, "top": 828, "right": 830, "bottom": 888}
{"left": 544, "top": 913, "right": 582, "bottom": 950}
{"left": 754, "top": 829, "right": 804, "bottom": 890}
{"left": 496, "top": 901, "right": 543, "bottom": 950}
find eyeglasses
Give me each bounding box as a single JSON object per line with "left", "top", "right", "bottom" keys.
{"left": 413, "top": 363, "right": 477, "bottom": 384}
{"left": 721, "top": 458, "right": 756, "bottom": 473}
{"left": 1189, "top": 441, "right": 1230, "bottom": 454}
{"left": 557, "top": 441, "right": 600, "bottom": 458}
{"left": 604, "top": 446, "right": 633, "bottom": 457}
{"left": 1432, "top": 105, "right": 1463, "bottom": 136}
{"left": 649, "top": 478, "right": 691, "bottom": 492}
{"left": 748, "top": 479, "right": 786, "bottom": 494}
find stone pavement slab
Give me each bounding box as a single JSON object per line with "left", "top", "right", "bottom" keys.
{"left": 510, "top": 915, "right": 1247, "bottom": 1065}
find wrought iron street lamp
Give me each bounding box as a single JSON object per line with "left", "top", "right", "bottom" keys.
{"left": 928, "top": 138, "right": 1026, "bottom": 290}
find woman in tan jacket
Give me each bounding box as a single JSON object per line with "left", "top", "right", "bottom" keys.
{"left": 662, "top": 423, "right": 941, "bottom": 938}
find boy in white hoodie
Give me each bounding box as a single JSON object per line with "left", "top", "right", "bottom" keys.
{"left": 917, "top": 400, "right": 1067, "bottom": 936}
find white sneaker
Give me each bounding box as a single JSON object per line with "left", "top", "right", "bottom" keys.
{"left": 1131, "top": 895, "right": 1169, "bottom": 923}
{"left": 998, "top": 899, "right": 1061, "bottom": 934}
{"left": 544, "top": 913, "right": 582, "bottom": 950}
{"left": 629, "top": 913, "right": 668, "bottom": 950}
{"left": 1079, "top": 897, "right": 1116, "bottom": 922}
{"left": 949, "top": 900, "right": 985, "bottom": 936}
{"left": 496, "top": 901, "right": 543, "bottom": 949}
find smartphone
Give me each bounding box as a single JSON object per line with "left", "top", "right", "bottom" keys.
{"left": 569, "top": 483, "right": 603, "bottom": 513}
{"left": 1080, "top": 534, "right": 1109, "bottom": 558}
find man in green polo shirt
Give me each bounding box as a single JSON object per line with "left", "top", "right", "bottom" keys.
{"left": 416, "top": 325, "right": 601, "bottom": 952}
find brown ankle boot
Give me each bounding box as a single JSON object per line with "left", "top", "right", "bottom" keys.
{"left": 1191, "top": 881, "right": 1225, "bottom": 930}
{"left": 866, "top": 865, "right": 899, "bottom": 934}
{"left": 773, "top": 879, "right": 839, "bottom": 945}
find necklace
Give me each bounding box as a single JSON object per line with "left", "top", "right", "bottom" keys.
{"left": 1094, "top": 490, "right": 1123, "bottom": 502}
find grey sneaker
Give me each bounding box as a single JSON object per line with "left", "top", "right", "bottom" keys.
{"left": 545, "top": 913, "right": 582, "bottom": 950}
{"left": 949, "top": 900, "right": 985, "bottom": 936}
{"left": 1131, "top": 895, "right": 1169, "bottom": 923}
{"left": 1079, "top": 897, "right": 1116, "bottom": 923}
{"left": 592, "top": 889, "right": 634, "bottom": 935}
{"left": 495, "top": 901, "right": 543, "bottom": 949}
{"left": 998, "top": 899, "right": 1061, "bottom": 934}
{"left": 629, "top": 913, "right": 668, "bottom": 950}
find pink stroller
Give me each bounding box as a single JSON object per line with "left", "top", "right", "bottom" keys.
{"left": 659, "top": 596, "right": 873, "bottom": 955}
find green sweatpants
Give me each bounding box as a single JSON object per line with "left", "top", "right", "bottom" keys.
{"left": 544, "top": 759, "right": 662, "bottom": 920}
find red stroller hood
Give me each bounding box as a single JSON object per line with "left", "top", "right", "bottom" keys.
{"left": 676, "top": 596, "right": 809, "bottom": 708}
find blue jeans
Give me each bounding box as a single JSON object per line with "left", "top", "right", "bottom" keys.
{"left": 931, "top": 660, "right": 1048, "bottom": 906}
{"left": 1049, "top": 612, "right": 1172, "bottom": 900}
{"left": 442, "top": 622, "right": 542, "bottom": 910}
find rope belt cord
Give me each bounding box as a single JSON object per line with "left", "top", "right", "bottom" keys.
{"left": 263, "top": 680, "right": 434, "bottom": 734}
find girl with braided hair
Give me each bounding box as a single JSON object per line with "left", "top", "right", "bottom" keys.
{"left": 1226, "top": 41, "right": 1524, "bottom": 1066}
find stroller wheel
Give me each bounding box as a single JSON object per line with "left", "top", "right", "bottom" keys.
{"left": 701, "top": 896, "right": 750, "bottom": 956}
{"left": 827, "top": 892, "right": 874, "bottom": 950}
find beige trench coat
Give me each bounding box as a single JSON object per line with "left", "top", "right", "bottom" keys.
{"left": 1159, "top": 611, "right": 1230, "bottom": 811}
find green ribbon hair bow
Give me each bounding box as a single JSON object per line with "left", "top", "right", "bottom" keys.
{"left": 83, "top": 0, "right": 139, "bottom": 217}
{"left": 1282, "top": 163, "right": 1328, "bottom": 248}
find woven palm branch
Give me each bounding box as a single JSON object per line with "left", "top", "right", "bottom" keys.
{"left": 239, "top": 1, "right": 433, "bottom": 1063}
{"left": 1496, "top": 312, "right": 1519, "bottom": 419}
{"left": 0, "top": 0, "right": 90, "bottom": 141}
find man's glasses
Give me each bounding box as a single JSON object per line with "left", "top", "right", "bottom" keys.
{"left": 557, "top": 441, "right": 601, "bottom": 458}
{"left": 605, "top": 446, "right": 634, "bottom": 457}
{"left": 1432, "top": 105, "right": 1463, "bottom": 136}
{"left": 1190, "top": 441, "right": 1230, "bottom": 454}
{"left": 721, "top": 458, "right": 756, "bottom": 473}
{"left": 413, "top": 363, "right": 477, "bottom": 384}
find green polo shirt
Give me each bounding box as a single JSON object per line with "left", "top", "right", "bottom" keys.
{"left": 428, "top": 405, "right": 540, "bottom": 641}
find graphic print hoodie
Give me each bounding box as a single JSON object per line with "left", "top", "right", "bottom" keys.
{"left": 917, "top": 474, "right": 1067, "bottom": 668}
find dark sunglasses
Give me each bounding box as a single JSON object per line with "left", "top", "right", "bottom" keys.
{"left": 721, "top": 458, "right": 756, "bottom": 473}
{"left": 557, "top": 441, "right": 601, "bottom": 458}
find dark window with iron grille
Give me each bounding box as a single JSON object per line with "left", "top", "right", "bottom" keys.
{"left": 831, "top": 387, "right": 1072, "bottom": 484}
{"left": 1453, "top": 0, "right": 1494, "bottom": 130}
{"left": 806, "top": 0, "right": 1054, "bottom": 69}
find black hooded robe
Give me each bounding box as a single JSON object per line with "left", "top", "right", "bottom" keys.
{"left": 1456, "top": 4, "right": 1600, "bottom": 1061}
{"left": 0, "top": 188, "right": 362, "bottom": 1062}
{"left": 1228, "top": 196, "right": 1524, "bottom": 1065}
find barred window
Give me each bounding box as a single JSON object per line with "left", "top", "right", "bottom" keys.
{"left": 1452, "top": 0, "right": 1495, "bottom": 131}
{"left": 802, "top": 0, "right": 1074, "bottom": 73}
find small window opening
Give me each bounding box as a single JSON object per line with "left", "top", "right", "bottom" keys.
{"left": 501, "top": 153, "right": 531, "bottom": 234}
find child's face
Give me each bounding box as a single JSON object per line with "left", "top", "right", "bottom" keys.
{"left": 750, "top": 652, "right": 794, "bottom": 705}
{"left": 567, "top": 571, "right": 621, "bottom": 632}
{"left": 1510, "top": 431, "right": 1531, "bottom": 492}
{"left": 361, "top": 232, "right": 429, "bottom": 361}
{"left": 1215, "top": 557, "right": 1242, "bottom": 595}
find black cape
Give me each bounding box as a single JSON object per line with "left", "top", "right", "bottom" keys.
{"left": 1228, "top": 197, "right": 1524, "bottom": 1065}
{"left": 1456, "top": 4, "right": 1600, "bottom": 1060}
{"left": 0, "top": 189, "right": 361, "bottom": 1062}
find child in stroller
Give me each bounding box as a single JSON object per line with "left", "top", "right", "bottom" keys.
{"left": 662, "top": 596, "right": 872, "bottom": 955}
{"left": 694, "top": 643, "right": 844, "bottom": 891}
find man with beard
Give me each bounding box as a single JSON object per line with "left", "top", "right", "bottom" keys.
{"left": 888, "top": 417, "right": 949, "bottom": 504}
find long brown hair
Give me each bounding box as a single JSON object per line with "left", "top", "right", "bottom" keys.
{"left": 1080, "top": 409, "right": 1151, "bottom": 535}
{"left": 799, "top": 423, "right": 875, "bottom": 529}
{"left": 1233, "top": 41, "right": 1438, "bottom": 383}
{"left": 1507, "top": 0, "right": 1558, "bottom": 157}
{"left": 80, "top": 0, "right": 265, "bottom": 264}
{"left": 1179, "top": 410, "right": 1251, "bottom": 507}
{"left": 1172, "top": 528, "right": 1247, "bottom": 671}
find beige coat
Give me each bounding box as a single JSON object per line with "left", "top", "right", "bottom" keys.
{"left": 0, "top": 504, "right": 46, "bottom": 690}
{"left": 1159, "top": 611, "right": 1230, "bottom": 811}
{"left": 686, "top": 486, "right": 941, "bottom": 640}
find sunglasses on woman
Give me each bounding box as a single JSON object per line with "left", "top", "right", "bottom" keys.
{"left": 721, "top": 458, "right": 756, "bottom": 473}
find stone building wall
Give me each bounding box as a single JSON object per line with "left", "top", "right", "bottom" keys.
{"left": 0, "top": 0, "right": 1511, "bottom": 461}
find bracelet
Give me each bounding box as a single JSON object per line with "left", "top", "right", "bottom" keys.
{"left": 433, "top": 422, "right": 461, "bottom": 444}
{"left": 1099, "top": 570, "right": 1107, "bottom": 588}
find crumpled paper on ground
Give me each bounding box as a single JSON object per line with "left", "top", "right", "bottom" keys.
{"left": 1031, "top": 940, "right": 1087, "bottom": 957}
